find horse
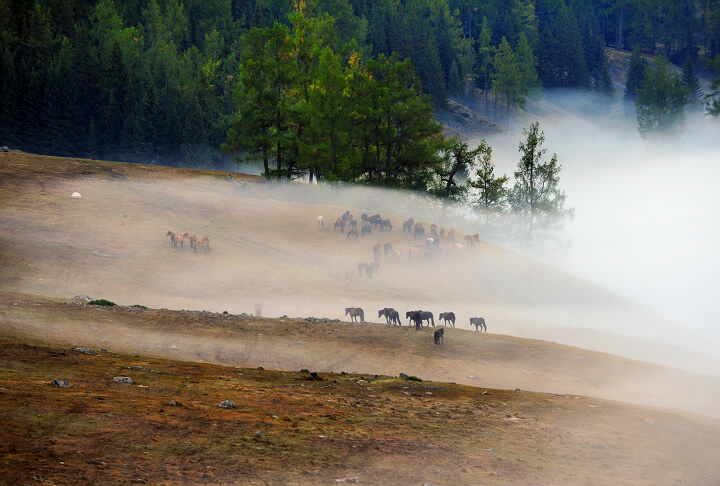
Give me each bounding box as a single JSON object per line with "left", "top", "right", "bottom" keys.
{"left": 388, "top": 310, "right": 401, "bottom": 326}
{"left": 166, "top": 231, "right": 176, "bottom": 247}
{"left": 341, "top": 210, "right": 350, "bottom": 222}
{"left": 373, "top": 244, "right": 382, "bottom": 262}
{"left": 318, "top": 216, "right": 324, "bottom": 228}
{"left": 361, "top": 224, "right": 371, "bottom": 238}
{"left": 367, "top": 262, "right": 378, "bottom": 279}
{"left": 434, "top": 328, "right": 444, "bottom": 346}
{"left": 384, "top": 242, "right": 393, "bottom": 256}
{"left": 168, "top": 231, "right": 188, "bottom": 249}
{"left": 403, "top": 220, "right": 413, "bottom": 233}
{"left": 188, "top": 234, "right": 198, "bottom": 250}
{"left": 406, "top": 311, "right": 423, "bottom": 330}
{"left": 393, "top": 249, "right": 401, "bottom": 259}
{"left": 439, "top": 227, "right": 445, "bottom": 239}
{"left": 380, "top": 219, "right": 392, "bottom": 231}
{"left": 470, "top": 317, "right": 487, "bottom": 332}
{"left": 448, "top": 228, "right": 455, "bottom": 241}
{"left": 417, "top": 310, "right": 434, "bottom": 327}
{"left": 378, "top": 307, "right": 396, "bottom": 324}
{"left": 408, "top": 247, "right": 420, "bottom": 259}
{"left": 195, "top": 236, "right": 210, "bottom": 253}
{"left": 430, "top": 224, "right": 438, "bottom": 237}
{"left": 347, "top": 229, "right": 359, "bottom": 239}
{"left": 438, "top": 312, "right": 456, "bottom": 327}
{"left": 426, "top": 237, "right": 434, "bottom": 245}
{"left": 348, "top": 219, "right": 358, "bottom": 230}
{"left": 361, "top": 213, "right": 369, "bottom": 224}
{"left": 348, "top": 213, "right": 355, "bottom": 222}
{"left": 466, "top": 234, "right": 480, "bottom": 247}
{"left": 357, "top": 262, "right": 366, "bottom": 277}
{"left": 334, "top": 218, "right": 345, "bottom": 232}
{"left": 452, "top": 243, "right": 463, "bottom": 253}
{"left": 345, "top": 307, "right": 364, "bottom": 323}
{"left": 414, "top": 225, "right": 425, "bottom": 239}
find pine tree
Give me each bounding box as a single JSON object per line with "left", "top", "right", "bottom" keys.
{"left": 493, "top": 37, "right": 522, "bottom": 124}
{"left": 516, "top": 33, "right": 540, "bottom": 95}
{"left": 469, "top": 142, "right": 508, "bottom": 223}
{"left": 477, "top": 17, "right": 494, "bottom": 117}
{"left": 635, "top": 55, "right": 690, "bottom": 135}
{"left": 625, "top": 48, "right": 648, "bottom": 100}
{"left": 597, "top": 53, "right": 615, "bottom": 98}
{"left": 681, "top": 55, "right": 703, "bottom": 105}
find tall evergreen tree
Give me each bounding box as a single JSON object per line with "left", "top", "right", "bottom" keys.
{"left": 624, "top": 48, "right": 648, "bottom": 100}
{"left": 681, "top": 55, "right": 703, "bottom": 105}
{"left": 635, "top": 55, "right": 690, "bottom": 135}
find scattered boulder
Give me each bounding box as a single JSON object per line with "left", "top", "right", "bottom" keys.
{"left": 252, "top": 431, "right": 262, "bottom": 438}
{"left": 0, "top": 146, "right": 11, "bottom": 152}
{"left": 73, "top": 347, "right": 96, "bottom": 355}
{"left": 168, "top": 400, "right": 182, "bottom": 407}
{"left": 74, "top": 295, "right": 92, "bottom": 302}
{"left": 71, "top": 192, "right": 82, "bottom": 199}
{"left": 52, "top": 379, "right": 71, "bottom": 388}
{"left": 218, "top": 400, "right": 236, "bottom": 409}
{"left": 113, "top": 376, "right": 134, "bottom": 385}
{"left": 335, "top": 478, "right": 359, "bottom": 483}
{"left": 91, "top": 250, "right": 109, "bottom": 258}
{"left": 399, "top": 373, "right": 409, "bottom": 378}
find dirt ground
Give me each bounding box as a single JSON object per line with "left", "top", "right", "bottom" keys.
{"left": 1, "top": 152, "right": 720, "bottom": 485}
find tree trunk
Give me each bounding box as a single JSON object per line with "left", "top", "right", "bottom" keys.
{"left": 262, "top": 144, "right": 269, "bottom": 180}
{"left": 617, "top": 7, "right": 624, "bottom": 50}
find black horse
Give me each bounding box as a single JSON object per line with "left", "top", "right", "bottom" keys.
{"left": 470, "top": 317, "right": 487, "bottom": 332}
{"left": 439, "top": 312, "right": 455, "bottom": 327}
{"left": 414, "top": 226, "right": 425, "bottom": 239}
{"left": 378, "top": 307, "right": 396, "bottom": 324}
{"left": 388, "top": 310, "right": 401, "bottom": 326}
{"left": 345, "top": 307, "right": 365, "bottom": 323}
{"left": 361, "top": 224, "right": 371, "bottom": 238}
{"left": 406, "top": 310, "right": 434, "bottom": 329}
{"left": 434, "top": 328, "right": 444, "bottom": 346}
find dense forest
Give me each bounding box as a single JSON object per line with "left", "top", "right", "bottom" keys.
{"left": 1, "top": 0, "right": 719, "bottom": 170}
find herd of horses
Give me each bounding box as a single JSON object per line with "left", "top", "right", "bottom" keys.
{"left": 166, "top": 231, "right": 211, "bottom": 253}
{"left": 345, "top": 306, "right": 488, "bottom": 334}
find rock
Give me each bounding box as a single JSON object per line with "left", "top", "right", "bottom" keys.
{"left": 71, "top": 192, "right": 82, "bottom": 199}
{"left": 399, "top": 373, "right": 409, "bottom": 378}
{"left": 482, "top": 391, "right": 489, "bottom": 395}
{"left": 218, "top": 400, "right": 236, "bottom": 409}
{"left": 91, "top": 250, "right": 109, "bottom": 258}
{"left": 168, "top": 400, "right": 182, "bottom": 407}
{"left": 252, "top": 431, "right": 262, "bottom": 438}
{"left": 52, "top": 379, "right": 71, "bottom": 388}
{"left": 0, "top": 146, "right": 10, "bottom": 152}
{"left": 335, "top": 478, "right": 359, "bottom": 483}
{"left": 300, "top": 368, "right": 309, "bottom": 372}
{"left": 74, "top": 348, "right": 96, "bottom": 355}
{"left": 74, "top": 295, "right": 92, "bottom": 302}
{"left": 113, "top": 377, "right": 134, "bottom": 385}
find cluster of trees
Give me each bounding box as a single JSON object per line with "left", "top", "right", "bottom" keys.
{"left": 223, "top": 10, "right": 443, "bottom": 188}
{"left": 435, "top": 122, "right": 571, "bottom": 238}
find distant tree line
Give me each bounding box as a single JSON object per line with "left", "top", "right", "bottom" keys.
{"left": 1, "top": 0, "right": 718, "bottom": 166}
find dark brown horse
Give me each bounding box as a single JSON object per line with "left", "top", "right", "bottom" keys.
{"left": 434, "top": 328, "right": 444, "bottom": 346}
{"left": 439, "top": 312, "right": 455, "bottom": 327}
{"left": 347, "top": 228, "right": 359, "bottom": 239}
{"left": 345, "top": 307, "right": 364, "bottom": 323}
{"left": 378, "top": 307, "right": 396, "bottom": 324}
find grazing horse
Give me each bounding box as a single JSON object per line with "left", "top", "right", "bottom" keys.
{"left": 334, "top": 218, "right": 345, "bottom": 232}
{"left": 466, "top": 234, "right": 480, "bottom": 247}
{"left": 434, "top": 328, "right": 444, "bottom": 346}
{"left": 378, "top": 307, "right": 396, "bottom": 324}
{"left": 406, "top": 311, "right": 423, "bottom": 330}
{"left": 430, "top": 224, "right": 438, "bottom": 237}
{"left": 384, "top": 242, "right": 393, "bottom": 256}
{"left": 361, "top": 224, "right": 371, "bottom": 238}
{"left": 403, "top": 220, "right": 413, "bottom": 233}
{"left": 318, "top": 216, "right": 324, "bottom": 228}
{"left": 414, "top": 225, "right": 425, "bottom": 239}
{"left": 439, "top": 312, "right": 456, "bottom": 327}
{"left": 345, "top": 307, "right": 364, "bottom": 323}
{"left": 380, "top": 219, "right": 392, "bottom": 231}
{"left": 470, "top": 317, "right": 487, "bottom": 332}
{"left": 195, "top": 236, "right": 210, "bottom": 253}
{"left": 348, "top": 219, "right": 358, "bottom": 230}
{"left": 347, "top": 229, "right": 359, "bottom": 239}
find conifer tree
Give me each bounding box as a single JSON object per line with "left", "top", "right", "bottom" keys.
{"left": 681, "top": 55, "right": 703, "bottom": 105}
{"left": 635, "top": 55, "right": 690, "bottom": 135}
{"left": 624, "top": 48, "right": 647, "bottom": 100}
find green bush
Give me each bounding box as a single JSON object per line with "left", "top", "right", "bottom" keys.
{"left": 131, "top": 304, "right": 148, "bottom": 309}
{"left": 88, "top": 299, "right": 116, "bottom": 306}
{"left": 406, "top": 376, "right": 423, "bottom": 382}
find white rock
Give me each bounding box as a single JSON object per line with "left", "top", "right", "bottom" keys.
{"left": 71, "top": 192, "right": 82, "bottom": 199}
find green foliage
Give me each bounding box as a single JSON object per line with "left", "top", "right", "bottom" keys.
{"left": 88, "top": 299, "right": 116, "bottom": 306}
{"left": 405, "top": 376, "right": 423, "bottom": 382}
{"left": 624, "top": 48, "right": 648, "bottom": 100}
{"left": 469, "top": 144, "right": 508, "bottom": 216}
{"left": 635, "top": 55, "right": 690, "bottom": 135}
{"left": 681, "top": 55, "right": 703, "bottom": 104}
{"left": 509, "top": 122, "right": 568, "bottom": 238}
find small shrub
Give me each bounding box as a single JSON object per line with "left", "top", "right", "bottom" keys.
{"left": 406, "top": 376, "right": 423, "bottom": 382}
{"left": 88, "top": 299, "right": 116, "bottom": 306}
{"left": 131, "top": 304, "right": 148, "bottom": 309}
